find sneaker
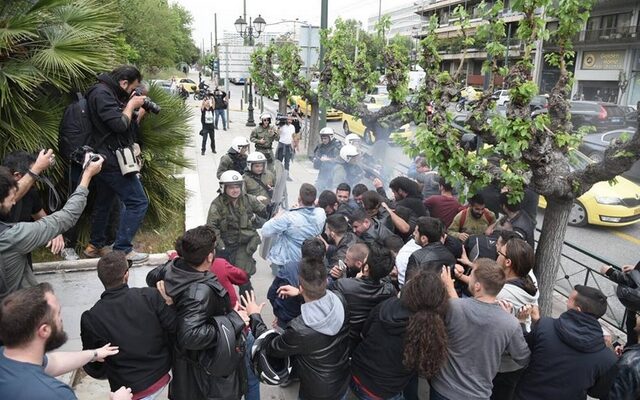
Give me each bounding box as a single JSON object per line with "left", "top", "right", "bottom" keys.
{"left": 83, "top": 244, "right": 112, "bottom": 258}
{"left": 127, "top": 250, "right": 149, "bottom": 264}
{"left": 223, "top": 127, "right": 227, "bottom": 131}
{"left": 212, "top": 150, "right": 217, "bottom": 154}
{"left": 61, "top": 248, "right": 79, "bottom": 261}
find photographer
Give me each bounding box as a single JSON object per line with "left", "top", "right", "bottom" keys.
{"left": 276, "top": 115, "right": 295, "bottom": 179}
{"left": 200, "top": 97, "right": 216, "bottom": 155}
{"left": 212, "top": 86, "right": 227, "bottom": 130}
{"left": 84, "top": 65, "right": 151, "bottom": 263}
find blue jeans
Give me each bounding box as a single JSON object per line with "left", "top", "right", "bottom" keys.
{"left": 215, "top": 109, "right": 227, "bottom": 129}
{"left": 245, "top": 331, "right": 260, "bottom": 400}
{"left": 90, "top": 169, "right": 149, "bottom": 253}
{"left": 350, "top": 376, "right": 404, "bottom": 400}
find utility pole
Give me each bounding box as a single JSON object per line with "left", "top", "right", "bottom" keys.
{"left": 319, "top": 0, "right": 328, "bottom": 130}
{"left": 378, "top": 0, "right": 382, "bottom": 23}
{"left": 214, "top": 13, "right": 219, "bottom": 83}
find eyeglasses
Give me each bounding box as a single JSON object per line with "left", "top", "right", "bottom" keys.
{"left": 497, "top": 250, "right": 508, "bottom": 259}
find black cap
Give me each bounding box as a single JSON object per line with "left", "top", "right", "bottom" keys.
{"left": 574, "top": 285, "right": 608, "bottom": 318}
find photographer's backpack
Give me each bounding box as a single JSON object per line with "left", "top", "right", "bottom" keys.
{"left": 58, "top": 92, "right": 92, "bottom": 163}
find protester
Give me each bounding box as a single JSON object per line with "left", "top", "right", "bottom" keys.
{"left": 0, "top": 283, "right": 130, "bottom": 400}
{"left": 408, "top": 157, "right": 440, "bottom": 199}
{"left": 448, "top": 194, "right": 495, "bottom": 242}
{"left": 329, "top": 242, "right": 370, "bottom": 281}
{"left": 80, "top": 251, "right": 176, "bottom": 399}
{"left": 267, "top": 238, "right": 326, "bottom": 328}
{"left": 146, "top": 225, "right": 248, "bottom": 400}
{"left": 85, "top": 65, "right": 150, "bottom": 263}
{"left": 607, "top": 314, "right": 640, "bottom": 400}
{"left": 514, "top": 285, "right": 617, "bottom": 400}
{"left": 0, "top": 156, "right": 103, "bottom": 300}
{"left": 492, "top": 192, "right": 536, "bottom": 249}
{"left": 349, "top": 208, "right": 400, "bottom": 250}
{"left": 491, "top": 237, "right": 538, "bottom": 400}
{"left": 361, "top": 190, "right": 412, "bottom": 238}
{"left": 388, "top": 176, "right": 428, "bottom": 218}
{"left": 351, "top": 270, "right": 449, "bottom": 400}
{"left": 332, "top": 246, "right": 397, "bottom": 350}
{"left": 261, "top": 183, "right": 326, "bottom": 275}
{"left": 425, "top": 177, "right": 464, "bottom": 228}
{"left": 318, "top": 190, "right": 339, "bottom": 216}
{"left": 324, "top": 213, "right": 359, "bottom": 269}
{"left": 432, "top": 259, "right": 530, "bottom": 400}
{"left": 405, "top": 217, "right": 456, "bottom": 277}
{"left": 243, "top": 258, "right": 351, "bottom": 400}
{"left": 601, "top": 260, "right": 640, "bottom": 345}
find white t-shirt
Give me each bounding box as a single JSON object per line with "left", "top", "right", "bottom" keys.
{"left": 279, "top": 124, "right": 295, "bottom": 145}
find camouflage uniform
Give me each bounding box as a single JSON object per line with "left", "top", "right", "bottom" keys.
{"left": 206, "top": 193, "right": 267, "bottom": 276}
{"left": 312, "top": 138, "right": 342, "bottom": 192}
{"left": 250, "top": 125, "right": 279, "bottom": 168}
{"left": 243, "top": 170, "right": 275, "bottom": 200}
{"left": 216, "top": 147, "right": 247, "bottom": 179}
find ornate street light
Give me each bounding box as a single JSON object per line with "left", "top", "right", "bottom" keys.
{"left": 235, "top": 14, "right": 266, "bottom": 127}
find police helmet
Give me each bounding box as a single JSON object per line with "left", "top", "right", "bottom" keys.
{"left": 219, "top": 170, "right": 244, "bottom": 191}
{"left": 231, "top": 137, "right": 250, "bottom": 152}
{"left": 344, "top": 133, "right": 361, "bottom": 146}
{"left": 260, "top": 113, "right": 272, "bottom": 122}
{"left": 246, "top": 152, "right": 267, "bottom": 169}
{"left": 251, "top": 330, "right": 292, "bottom": 385}
{"left": 319, "top": 127, "right": 335, "bottom": 138}
{"left": 339, "top": 144, "right": 360, "bottom": 163}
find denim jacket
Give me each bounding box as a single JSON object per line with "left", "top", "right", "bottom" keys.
{"left": 261, "top": 206, "right": 326, "bottom": 266}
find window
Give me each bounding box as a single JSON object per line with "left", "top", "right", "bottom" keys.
{"left": 601, "top": 14, "right": 617, "bottom": 36}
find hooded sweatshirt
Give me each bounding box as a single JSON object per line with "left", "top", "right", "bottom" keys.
{"left": 301, "top": 290, "right": 345, "bottom": 335}
{"left": 497, "top": 272, "right": 539, "bottom": 372}
{"left": 351, "top": 297, "right": 416, "bottom": 398}
{"left": 514, "top": 309, "right": 617, "bottom": 400}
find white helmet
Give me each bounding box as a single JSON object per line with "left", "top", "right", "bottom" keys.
{"left": 219, "top": 170, "right": 244, "bottom": 191}
{"left": 260, "top": 113, "right": 272, "bottom": 122}
{"left": 345, "top": 133, "right": 361, "bottom": 146}
{"left": 319, "top": 127, "right": 335, "bottom": 138}
{"left": 246, "top": 152, "right": 267, "bottom": 169}
{"left": 340, "top": 144, "right": 360, "bottom": 163}
{"left": 231, "top": 137, "right": 250, "bottom": 152}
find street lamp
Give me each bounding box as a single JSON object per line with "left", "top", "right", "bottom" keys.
{"left": 234, "top": 14, "right": 266, "bottom": 126}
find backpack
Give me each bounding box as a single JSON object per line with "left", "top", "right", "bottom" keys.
{"left": 458, "top": 207, "right": 495, "bottom": 229}
{"left": 58, "top": 92, "right": 92, "bottom": 164}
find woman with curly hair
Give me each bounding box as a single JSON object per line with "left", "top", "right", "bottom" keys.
{"left": 349, "top": 270, "right": 449, "bottom": 399}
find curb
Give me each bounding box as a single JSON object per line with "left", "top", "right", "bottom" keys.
{"left": 33, "top": 253, "right": 168, "bottom": 275}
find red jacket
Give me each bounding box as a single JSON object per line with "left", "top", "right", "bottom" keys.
{"left": 209, "top": 258, "right": 249, "bottom": 307}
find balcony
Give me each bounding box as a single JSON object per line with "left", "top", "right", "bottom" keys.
{"left": 576, "top": 26, "right": 639, "bottom": 43}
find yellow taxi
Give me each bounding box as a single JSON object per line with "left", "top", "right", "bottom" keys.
{"left": 290, "top": 95, "right": 343, "bottom": 121}
{"left": 539, "top": 150, "right": 640, "bottom": 227}
{"left": 176, "top": 78, "right": 198, "bottom": 93}
{"left": 342, "top": 106, "right": 415, "bottom": 145}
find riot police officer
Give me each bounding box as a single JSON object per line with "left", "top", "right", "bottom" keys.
{"left": 243, "top": 152, "right": 275, "bottom": 203}
{"left": 250, "top": 113, "right": 279, "bottom": 172}
{"left": 217, "top": 136, "right": 250, "bottom": 179}
{"left": 312, "top": 127, "right": 342, "bottom": 192}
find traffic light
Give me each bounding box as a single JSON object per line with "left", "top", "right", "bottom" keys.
{"left": 210, "top": 59, "right": 215, "bottom": 71}
{"left": 213, "top": 59, "right": 220, "bottom": 73}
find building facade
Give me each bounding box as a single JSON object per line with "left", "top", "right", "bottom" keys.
{"left": 411, "top": 0, "right": 640, "bottom": 106}
{"left": 367, "top": 2, "right": 426, "bottom": 37}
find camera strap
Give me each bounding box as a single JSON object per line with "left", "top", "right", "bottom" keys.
{"left": 30, "top": 173, "right": 63, "bottom": 212}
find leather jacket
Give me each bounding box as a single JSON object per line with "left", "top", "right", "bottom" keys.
{"left": 608, "top": 344, "right": 640, "bottom": 400}
{"left": 332, "top": 276, "right": 397, "bottom": 350}
{"left": 250, "top": 291, "right": 350, "bottom": 400}
{"left": 406, "top": 242, "right": 456, "bottom": 277}
{"left": 147, "top": 259, "right": 246, "bottom": 400}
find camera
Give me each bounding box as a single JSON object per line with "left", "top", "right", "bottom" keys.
{"left": 133, "top": 87, "right": 161, "bottom": 114}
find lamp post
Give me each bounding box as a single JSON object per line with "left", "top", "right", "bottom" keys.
{"left": 234, "top": 14, "right": 266, "bottom": 127}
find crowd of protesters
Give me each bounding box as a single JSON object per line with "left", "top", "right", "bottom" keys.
{"left": 0, "top": 65, "right": 639, "bottom": 400}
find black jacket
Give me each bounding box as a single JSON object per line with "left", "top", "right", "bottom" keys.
{"left": 406, "top": 242, "right": 456, "bottom": 277}
{"left": 396, "top": 196, "right": 428, "bottom": 218}
{"left": 326, "top": 232, "right": 359, "bottom": 268}
{"left": 250, "top": 291, "right": 350, "bottom": 400}
{"left": 332, "top": 276, "right": 397, "bottom": 350}
{"left": 607, "top": 344, "right": 640, "bottom": 400}
{"left": 147, "top": 259, "right": 245, "bottom": 400}
{"left": 360, "top": 217, "right": 401, "bottom": 249}
{"left": 86, "top": 73, "right": 136, "bottom": 171}
{"left": 80, "top": 284, "right": 176, "bottom": 393}
{"left": 514, "top": 310, "right": 617, "bottom": 400}
{"left": 351, "top": 297, "right": 415, "bottom": 398}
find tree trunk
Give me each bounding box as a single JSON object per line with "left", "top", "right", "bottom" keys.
{"left": 534, "top": 198, "right": 573, "bottom": 316}
{"left": 278, "top": 93, "right": 288, "bottom": 115}
{"left": 307, "top": 101, "right": 320, "bottom": 157}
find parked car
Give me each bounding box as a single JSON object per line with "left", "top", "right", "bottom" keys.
{"left": 579, "top": 128, "right": 640, "bottom": 183}
{"left": 290, "top": 95, "right": 343, "bottom": 121}
{"left": 229, "top": 77, "right": 246, "bottom": 85}
{"left": 149, "top": 79, "right": 174, "bottom": 95}
{"left": 622, "top": 105, "right": 638, "bottom": 125}
{"left": 538, "top": 149, "right": 640, "bottom": 227}
{"left": 492, "top": 90, "right": 510, "bottom": 106}
{"left": 176, "top": 78, "right": 197, "bottom": 93}
{"left": 569, "top": 101, "right": 628, "bottom": 133}
{"left": 530, "top": 95, "right": 549, "bottom": 112}
{"left": 365, "top": 85, "right": 389, "bottom": 104}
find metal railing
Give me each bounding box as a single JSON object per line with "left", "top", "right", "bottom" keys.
{"left": 576, "top": 26, "right": 639, "bottom": 43}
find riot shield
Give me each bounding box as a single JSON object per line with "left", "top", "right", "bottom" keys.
{"left": 259, "top": 160, "right": 288, "bottom": 260}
